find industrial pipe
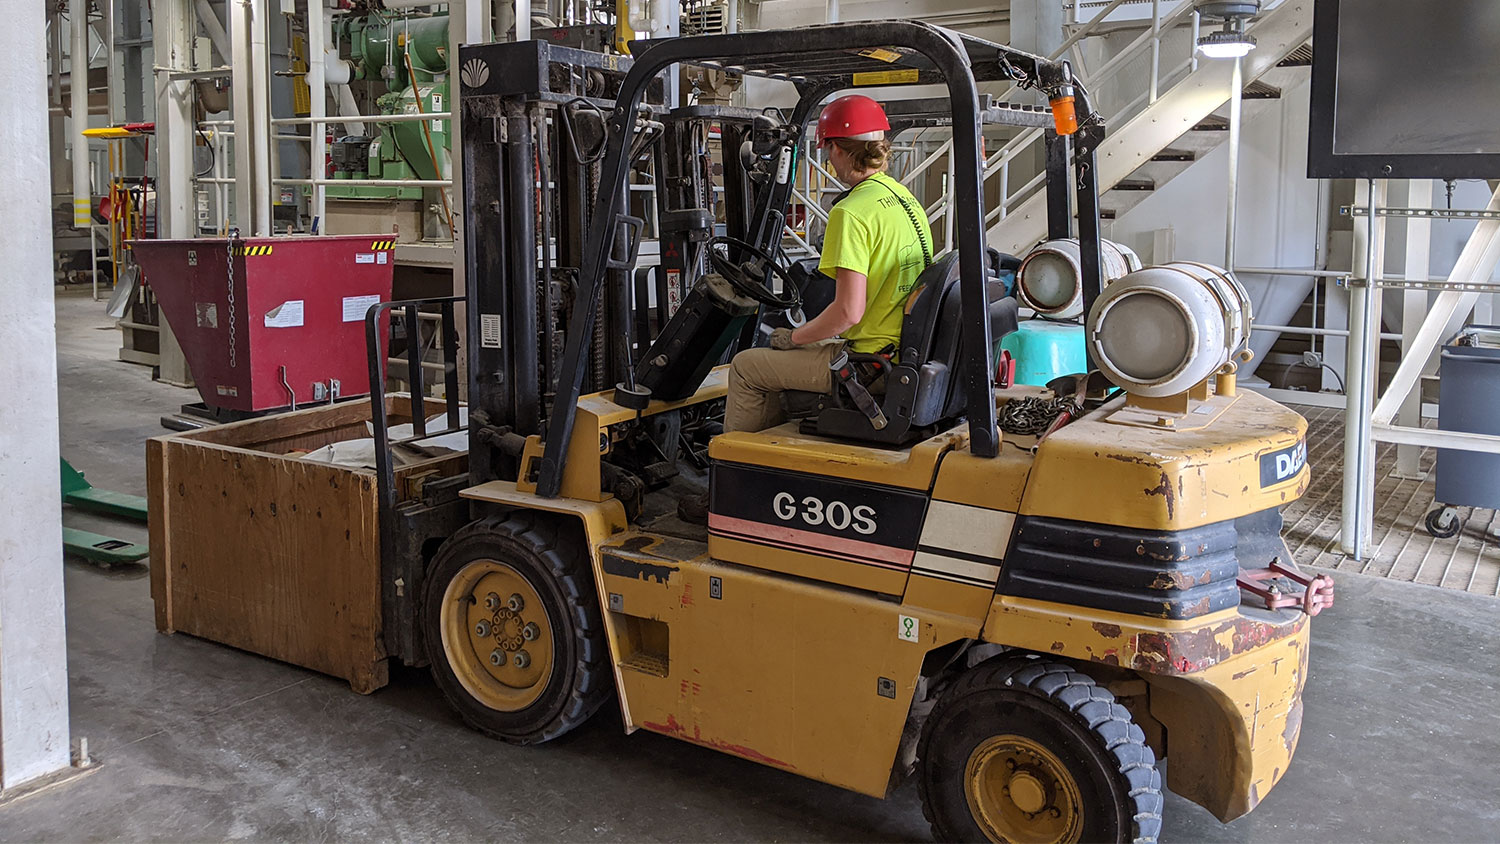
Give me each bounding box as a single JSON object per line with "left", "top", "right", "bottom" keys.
{"left": 323, "top": 49, "right": 352, "bottom": 84}
{"left": 309, "top": 0, "right": 328, "bottom": 230}
{"left": 70, "top": 0, "right": 89, "bottom": 228}
{"left": 271, "top": 111, "right": 452, "bottom": 125}
{"left": 249, "top": 0, "right": 273, "bottom": 235}
{"left": 333, "top": 85, "right": 367, "bottom": 135}
{"left": 231, "top": 0, "right": 255, "bottom": 229}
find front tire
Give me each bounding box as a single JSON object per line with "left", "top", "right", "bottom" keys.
{"left": 918, "top": 657, "right": 1162, "bottom": 844}
{"left": 422, "top": 514, "right": 610, "bottom": 744}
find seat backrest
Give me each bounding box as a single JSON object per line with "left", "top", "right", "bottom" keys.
{"left": 897, "top": 254, "right": 962, "bottom": 362}
{"left": 889, "top": 254, "right": 1019, "bottom": 427}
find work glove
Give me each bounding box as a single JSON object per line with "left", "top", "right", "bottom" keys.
{"left": 769, "top": 327, "right": 799, "bottom": 350}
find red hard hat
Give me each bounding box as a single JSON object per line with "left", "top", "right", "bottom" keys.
{"left": 816, "top": 95, "right": 890, "bottom": 147}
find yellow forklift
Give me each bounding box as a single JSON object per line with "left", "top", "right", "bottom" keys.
{"left": 396, "top": 21, "right": 1334, "bottom": 843}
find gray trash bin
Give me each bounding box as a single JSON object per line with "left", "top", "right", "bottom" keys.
{"left": 1427, "top": 325, "right": 1500, "bottom": 537}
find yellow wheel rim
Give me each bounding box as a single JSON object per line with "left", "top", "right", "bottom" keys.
{"left": 440, "top": 559, "right": 555, "bottom": 711}
{"left": 964, "top": 734, "right": 1084, "bottom": 844}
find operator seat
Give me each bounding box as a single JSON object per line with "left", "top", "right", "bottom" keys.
{"left": 798, "top": 252, "right": 1020, "bottom": 445}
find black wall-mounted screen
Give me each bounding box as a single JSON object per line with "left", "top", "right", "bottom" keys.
{"left": 1308, "top": 0, "right": 1500, "bottom": 179}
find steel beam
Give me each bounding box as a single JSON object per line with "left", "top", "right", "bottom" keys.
{"left": 70, "top": 0, "right": 90, "bottom": 228}
{"left": 1340, "top": 179, "right": 1384, "bottom": 558}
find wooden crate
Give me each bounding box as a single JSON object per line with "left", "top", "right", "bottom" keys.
{"left": 147, "top": 396, "right": 466, "bottom": 693}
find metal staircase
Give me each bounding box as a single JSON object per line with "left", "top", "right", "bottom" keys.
{"left": 984, "top": 0, "right": 1314, "bottom": 256}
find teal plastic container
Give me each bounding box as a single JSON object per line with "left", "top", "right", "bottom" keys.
{"left": 1000, "top": 320, "right": 1087, "bottom": 385}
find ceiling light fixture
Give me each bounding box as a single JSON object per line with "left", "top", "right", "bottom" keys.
{"left": 1194, "top": 1, "right": 1260, "bottom": 59}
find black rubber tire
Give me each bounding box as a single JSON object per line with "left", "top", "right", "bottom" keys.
{"left": 917, "top": 656, "right": 1163, "bottom": 844}
{"left": 422, "top": 513, "right": 610, "bottom": 744}
{"left": 1424, "top": 506, "right": 1462, "bottom": 539}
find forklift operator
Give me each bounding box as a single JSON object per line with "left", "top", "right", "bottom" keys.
{"left": 724, "top": 94, "right": 934, "bottom": 433}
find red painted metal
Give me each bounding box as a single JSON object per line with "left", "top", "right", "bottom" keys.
{"left": 130, "top": 234, "right": 395, "bottom": 412}
{"left": 1237, "top": 558, "right": 1335, "bottom": 616}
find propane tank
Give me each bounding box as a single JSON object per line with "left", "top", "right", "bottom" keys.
{"left": 1015, "top": 238, "right": 1141, "bottom": 319}
{"left": 1086, "top": 261, "right": 1253, "bottom": 397}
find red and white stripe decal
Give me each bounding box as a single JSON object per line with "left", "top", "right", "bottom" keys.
{"left": 708, "top": 513, "right": 915, "bottom": 572}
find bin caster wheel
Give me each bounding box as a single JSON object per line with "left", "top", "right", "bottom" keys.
{"left": 1425, "top": 506, "right": 1463, "bottom": 539}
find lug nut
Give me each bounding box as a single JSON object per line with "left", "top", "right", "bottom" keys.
{"left": 485, "top": 593, "right": 500, "bottom": 611}
{"left": 474, "top": 620, "right": 492, "bottom": 638}
{"left": 513, "top": 649, "right": 532, "bottom": 669}
{"left": 522, "top": 622, "right": 540, "bottom": 641}
{"left": 488, "top": 649, "right": 505, "bottom": 666}
{"left": 507, "top": 593, "right": 525, "bottom": 612}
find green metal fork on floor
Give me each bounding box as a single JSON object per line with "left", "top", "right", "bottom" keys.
{"left": 61, "top": 458, "right": 150, "bottom": 564}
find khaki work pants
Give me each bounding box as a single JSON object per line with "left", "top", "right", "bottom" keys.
{"left": 724, "top": 341, "right": 843, "bottom": 432}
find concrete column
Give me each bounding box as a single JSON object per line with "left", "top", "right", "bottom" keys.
{"left": 0, "top": 0, "right": 72, "bottom": 791}
{"left": 1009, "top": 0, "right": 1064, "bottom": 60}
{"left": 155, "top": 0, "right": 199, "bottom": 385}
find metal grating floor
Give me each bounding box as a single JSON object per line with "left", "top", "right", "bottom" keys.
{"left": 1282, "top": 405, "right": 1500, "bottom": 596}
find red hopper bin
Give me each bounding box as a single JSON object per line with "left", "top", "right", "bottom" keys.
{"left": 130, "top": 234, "right": 395, "bottom": 412}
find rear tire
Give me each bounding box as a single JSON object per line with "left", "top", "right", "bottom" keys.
{"left": 422, "top": 514, "right": 610, "bottom": 744}
{"left": 918, "top": 657, "right": 1162, "bottom": 844}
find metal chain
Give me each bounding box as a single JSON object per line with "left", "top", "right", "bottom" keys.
{"left": 226, "top": 227, "right": 239, "bottom": 368}
{"left": 998, "top": 395, "right": 1081, "bottom": 437}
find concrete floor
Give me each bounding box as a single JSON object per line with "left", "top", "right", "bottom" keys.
{"left": 4, "top": 288, "right": 1499, "bottom": 841}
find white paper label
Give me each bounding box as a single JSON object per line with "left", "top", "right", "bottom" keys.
{"left": 377, "top": 252, "right": 388, "bottom": 264}
{"left": 480, "top": 314, "right": 503, "bottom": 349}
{"left": 264, "top": 300, "right": 305, "bottom": 328}
{"left": 897, "top": 614, "right": 919, "bottom": 643}
{"left": 355, "top": 253, "right": 376, "bottom": 264}
{"left": 342, "top": 294, "right": 382, "bottom": 323}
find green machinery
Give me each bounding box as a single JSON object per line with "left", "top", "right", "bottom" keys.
{"left": 327, "top": 14, "right": 450, "bottom": 201}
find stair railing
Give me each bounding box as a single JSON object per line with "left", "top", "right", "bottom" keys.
{"left": 783, "top": 0, "right": 1292, "bottom": 255}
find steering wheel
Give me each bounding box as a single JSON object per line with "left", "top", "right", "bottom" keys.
{"left": 707, "top": 235, "right": 802, "bottom": 311}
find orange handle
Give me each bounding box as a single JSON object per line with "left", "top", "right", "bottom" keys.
{"left": 1050, "top": 96, "right": 1078, "bottom": 135}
